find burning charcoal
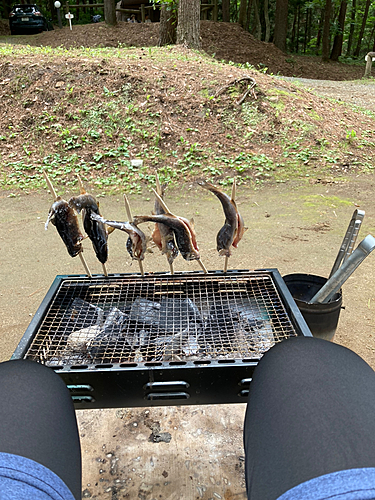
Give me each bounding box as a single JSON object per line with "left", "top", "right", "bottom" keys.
{"left": 158, "top": 297, "right": 203, "bottom": 334}
{"left": 66, "top": 325, "right": 102, "bottom": 352}
{"left": 61, "top": 297, "right": 104, "bottom": 336}
{"left": 102, "top": 307, "right": 129, "bottom": 334}
{"left": 129, "top": 298, "right": 161, "bottom": 325}
{"left": 204, "top": 298, "right": 274, "bottom": 355}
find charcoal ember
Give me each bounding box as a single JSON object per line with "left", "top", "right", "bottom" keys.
{"left": 129, "top": 298, "right": 161, "bottom": 325}
{"left": 102, "top": 307, "right": 129, "bottom": 335}
{"left": 66, "top": 325, "right": 102, "bottom": 352}
{"left": 158, "top": 297, "right": 203, "bottom": 334}
{"left": 204, "top": 302, "right": 239, "bottom": 343}
{"left": 150, "top": 322, "right": 202, "bottom": 361}
{"left": 204, "top": 299, "right": 274, "bottom": 354}
{"left": 60, "top": 297, "right": 104, "bottom": 336}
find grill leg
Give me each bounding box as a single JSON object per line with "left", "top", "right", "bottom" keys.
{"left": 243, "top": 336, "right": 375, "bottom": 500}
{"left": 0, "top": 359, "right": 81, "bottom": 500}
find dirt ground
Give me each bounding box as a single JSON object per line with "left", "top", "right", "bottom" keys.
{"left": 1, "top": 174, "right": 375, "bottom": 499}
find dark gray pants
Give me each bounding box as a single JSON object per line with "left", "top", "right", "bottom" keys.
{"left": 244, "top": 336, "right": 375, "bottom": 500}
{"left": 0, "top": 359, "right": 81, "bottom": 500}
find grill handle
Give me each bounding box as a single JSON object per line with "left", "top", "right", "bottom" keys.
{"left": 143, "top": 381, "right": 190, "bottom": 391}
{"left": 146, "top": 392, "right": 190, "bottom": 401}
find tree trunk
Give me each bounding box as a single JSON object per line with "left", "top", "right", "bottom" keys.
{"left": 159, "top": 3, "right": 177, "bottom": 46}
{"left": 245, "top": 0, "right": 253, "bottom": 31}
{"left": 330, "top": 0, "right": 347, "bottom": 61}
{"left": 264, "top": 0, "right": 270, "bottom": 42}
{"left": 321, "top": 0, "right": 332, "bottom": 61}
{"left": 104, "top": 0, "right": 116, "bottom": 25}
{"left": 353, "top": 0, "right": 371, "bottom": 57}
{"left": 253, "top": 0, "right": 261, "bottom": 39}
{"left": 238, "top": 0, "right": 248, "bottom": 28}
{"left": 316, "top": 8, "right": 324, "bottom": 53}
{"left": 222, "top": 0, "right": 230, "bottom": 22}
{"left": 290, "top": 7, "right": 297, "bottom": 51}
{"left": 346, "top": 0, "right": 356, "bottom": 55}
{"left": 176, "top": 0, "right": 201, "bottom": 49}
{"left": 274, "top": 0, "right": 288, "bottom": 52}
{"left": 296, "top": 4, "right": 300, "bottom": 52}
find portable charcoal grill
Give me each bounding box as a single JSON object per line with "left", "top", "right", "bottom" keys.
{"left": 12, "top": 269, "right": 311, "bottom": 408}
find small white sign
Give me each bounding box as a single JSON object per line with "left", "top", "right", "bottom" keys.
{"left": 65, "top": 12, "right": 74, "bottom": 30}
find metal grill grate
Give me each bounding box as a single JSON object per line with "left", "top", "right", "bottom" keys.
{"left": 25, "top": 271, "right": 298, "bottom": 367}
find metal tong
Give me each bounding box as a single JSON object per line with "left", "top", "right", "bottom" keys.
{"left": 310, "top": 233, "right": 375, "bottom": 304}
{"left": 328, "top": 209, "right": 365, "bottom": 279}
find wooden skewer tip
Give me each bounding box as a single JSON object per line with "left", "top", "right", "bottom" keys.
{"left": 43, "top": 171, "right": 57, "bottom": 200}
{"left": 223, "top": 255, "right": 229, "bottom": 273}
{"left": 155, "top": 173, "right": 162, "bottom": 196}
{"left": 102, "top": 263, "right": 108, "bottom": 277}
{"left": 79, "top": 252, "right": 92, "bottom": 278}
{"left": 123, "top": 194, "right": 133, "bottom": 221}
{"left": 138, "top": 259, "right": 144, "bottom": 276}
{"left": 198, "top": 258, "right": 208, "bottom": 274}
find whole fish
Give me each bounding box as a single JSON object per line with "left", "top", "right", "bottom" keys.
{"left": 197, "top": 180, "right": 238, "bottom": 257}
{"left": 45, "top": 197, "right": 84, "bottom": 257}
{"left": 69, "top": 194, "right": 108, "bottom": 264}
{"left": 91, "top": 213, "right": 147, "bottom": 261}
{"left": 153, "top": 184, "right": 179, "bottom": 265}
{"left": 133, "top": 213, "right": 200, "bottom": 261}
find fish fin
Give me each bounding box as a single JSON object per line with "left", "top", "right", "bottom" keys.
{"left": 189, "top": 218, "right": 195, "bottom": 228}
{"left": 244, "top": 226, "right": 249, "bottom": 232}
{"left": 106, "top": 225, "right": 116, "bottom": 235}
{"left": 76, "top": 173, "right": 86, "bottom": 195}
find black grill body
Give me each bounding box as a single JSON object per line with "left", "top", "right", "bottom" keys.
{"left": 12, "top": 269, "right": 312, "bottom": 408}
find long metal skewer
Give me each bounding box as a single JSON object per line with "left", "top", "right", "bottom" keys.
{"left": 329, "top": 209, "right": 365, "bottom": 278}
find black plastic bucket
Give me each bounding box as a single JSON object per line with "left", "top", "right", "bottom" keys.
{"left": 283, "top": 274, "right": 342, "bottom": 341}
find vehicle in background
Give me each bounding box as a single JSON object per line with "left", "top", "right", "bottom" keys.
{"left": 9, "top": 4, "right": 53, "bottom": 35}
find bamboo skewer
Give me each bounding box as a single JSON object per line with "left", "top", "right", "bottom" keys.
{"left": 80, "top": 253, "right": 92, "bottom": 278}
{"left": 224, "top": 178, "right": 237, "bottom": 274}
{"left": 43, "top": 170, "right": 57, "bottom": 199}
{"left": 155, "top": 174, "right": 175, "bottom": 275}
{"left": 43, "top": 170, "right": 92, "bottom": 278}
{"left": 124, "top": 194, "right": 144, "bottom": 276}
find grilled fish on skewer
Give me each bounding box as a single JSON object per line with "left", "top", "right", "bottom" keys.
{"left": 153, "top": 181, "right": 179, "bottom": 265}
{"left": 45, "top": 197, "right": 84, "bottom": 257}
{"left": 91, "top": 213, "right": 147, "bottom": 261}
{"left": 133, "top": 213, "right": 200, "bottom": 261}
{"left": 69, "top": 175, "right": 109, "bottom": 268}
{"left": 197, "top": 180, "right": 238, "bottom": 257}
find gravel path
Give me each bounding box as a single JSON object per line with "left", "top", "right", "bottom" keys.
{"left": 280, "top": 77, "right": 375, "bottom": 112}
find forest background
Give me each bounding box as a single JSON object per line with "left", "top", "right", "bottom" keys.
{"left": 1, "top": 0, "right": 374, "bottom": 63}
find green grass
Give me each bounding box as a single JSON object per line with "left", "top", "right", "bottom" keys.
{"left": 0, "top": 44, "right": 374, "bottom": 194}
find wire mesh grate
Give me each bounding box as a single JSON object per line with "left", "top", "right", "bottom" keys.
{"left": 25, "top": 272, "right": 298, "bottom": 367}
